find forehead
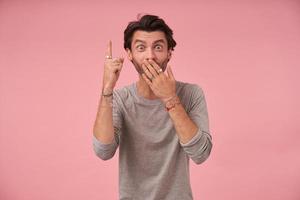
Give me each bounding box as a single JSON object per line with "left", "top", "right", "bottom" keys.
{"left": 132, "top": 30, "right": 167, "bottom": 44}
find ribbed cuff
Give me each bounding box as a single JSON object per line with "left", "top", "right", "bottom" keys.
{"left": 179, "top": 130, "right": 202, "bottom": 147}
{"left": 92, "top": 135, "right": 117, "bottom": 150}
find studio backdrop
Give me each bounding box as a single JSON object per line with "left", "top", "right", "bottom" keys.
{"left": 0, "top": 0, "right": 299, "bottom": 199}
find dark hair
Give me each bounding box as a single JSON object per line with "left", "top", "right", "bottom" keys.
{"left": 124, "top": 14, "right": 177, "bottom": 51}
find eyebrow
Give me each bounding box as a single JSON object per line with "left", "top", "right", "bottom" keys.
{"left": 133, "top": 39, "right": 166, "bottom": 45}
{"left": 153, "top": 39, "right": 166, "bottom": 44}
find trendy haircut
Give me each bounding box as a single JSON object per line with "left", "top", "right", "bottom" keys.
{"left": 124, "top": 14, "right": 177, "bottom": 51}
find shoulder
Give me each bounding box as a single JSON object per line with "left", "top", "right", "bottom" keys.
{"left": 113, "top": 83, "right": 135, "bottom": 100}
{"left": 176, "top": 81, "right": 204, "bottom": 99}
{"left": 176, "top": 81, "right": 207, "bottom": 112}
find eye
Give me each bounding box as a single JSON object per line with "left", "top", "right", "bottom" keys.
{"left": 136, "top": 45, "right": 145, "bottom": 51}
{"left": 154, "top": 45, "right": 163, "bottom": 51}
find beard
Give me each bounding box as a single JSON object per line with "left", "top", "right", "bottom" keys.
{"left": 131, "top": 58, "right": 169, "bottom": 76}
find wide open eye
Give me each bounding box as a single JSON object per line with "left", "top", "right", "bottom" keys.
{"left": 136, "top": 45, "right": 145, "bottom": 51}
{"left": 154, "top": 44, "right": 163, "bottom": 51}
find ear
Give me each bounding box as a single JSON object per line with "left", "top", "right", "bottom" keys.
{"left": 167, "top": 49, "right": 172, "bottom": 61}
{"left": 126, "top": 48, "right": 133, "bottom": 61}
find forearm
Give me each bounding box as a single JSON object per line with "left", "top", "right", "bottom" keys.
{"left": 93, "top": 90, "right": 115, "bottom": 144}
{"left": 166, "top": 96, "right": 199, "bottom": 144}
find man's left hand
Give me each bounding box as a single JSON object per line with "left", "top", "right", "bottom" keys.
{"left": 141, "top": 59, "right": 176, "bottom": 102}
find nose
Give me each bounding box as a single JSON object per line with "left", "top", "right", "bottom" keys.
{"left": 145, "top": 48, "right": 155, "bottom": 60}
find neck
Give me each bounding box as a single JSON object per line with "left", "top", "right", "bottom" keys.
{"left": 136, "top": 75, "right": 158, "bottom": 100}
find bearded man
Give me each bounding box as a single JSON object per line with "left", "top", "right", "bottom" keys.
{"left": 93, "top": 14, "right": 213, "bottom": 200}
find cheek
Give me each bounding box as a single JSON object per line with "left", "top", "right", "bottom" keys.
{"left": 132, "top": 56, "right": 143, "bottom": 66}
{"left": 133, "top": 53, "right": 149, "bottom": 64}
{"left": 157, "top": 53, "right": 169, "bottom": 63}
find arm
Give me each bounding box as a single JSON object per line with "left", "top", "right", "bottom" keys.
{"left": 141, "top": 59, "right": 212, "bottom": 164}
{"left": 92, "top": 93, "right": 121, "bottom": 160}
{"left": 92, "top": 41, "right": 124, "bottom": 160}
{"left": 164, "top": 95, "right": 198, "bottom": 144}
{"left": 167, "top": 87, "right": 212, "bottom": 165}
{"left": 93, "top": 93, "right": 115, "bottom": 144}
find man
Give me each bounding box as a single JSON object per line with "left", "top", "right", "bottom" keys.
{"left": 93, "top": 14, "right": 212, "bottom": 200}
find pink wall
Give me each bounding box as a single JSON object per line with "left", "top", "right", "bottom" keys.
{"left": 1, "top": 0, "right": 299, "bottom": 199}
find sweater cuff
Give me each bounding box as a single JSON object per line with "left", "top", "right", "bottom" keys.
{"left": 92, "top": 135, "right": 117, "bottom": 150}
{"left": 179, "top": 129, "right": 202, "bottom": 147}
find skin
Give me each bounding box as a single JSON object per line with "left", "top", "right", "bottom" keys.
{"left": 93, "top": 30, "right": 199, "bottom": 145}
{"left": 126, "top": 30, "right": 174, "bottom": 101}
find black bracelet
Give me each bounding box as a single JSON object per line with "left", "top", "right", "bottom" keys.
{"left": 102, "top": 93, "right": 113, "bottom": 97}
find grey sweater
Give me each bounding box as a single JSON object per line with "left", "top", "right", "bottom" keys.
{"left": 93, "top": 81, "right": 213, "bottom": 200}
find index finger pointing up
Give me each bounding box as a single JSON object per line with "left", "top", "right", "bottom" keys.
{"left": 105, "top": 40, "right": 112, "bottom": 59}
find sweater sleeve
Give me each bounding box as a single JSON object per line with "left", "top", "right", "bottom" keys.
{"left": 179, "top": 85, "right": 213, "bottom": 165}
{"left": 92, "top": 90, "right": 123, "bottom": 160}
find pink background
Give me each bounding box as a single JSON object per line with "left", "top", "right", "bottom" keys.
{"left": 1, "top": 0, "right": 300, "bottom": 199}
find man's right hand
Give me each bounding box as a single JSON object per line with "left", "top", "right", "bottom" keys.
{"left": 102, "top": 40, "right": 124, "bottom": 93}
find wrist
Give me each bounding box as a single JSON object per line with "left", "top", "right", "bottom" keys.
{"left": 164, "top": 95, "right": 181, "bottom": 112}
{"left": 102, "top": 85, "right": 114, "bottom": 95}
{"left": 100, "top": 93, "right": 113, "bottom": 107}
{"left": 162, "top": 94, "right": 177, "bottom": 103}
